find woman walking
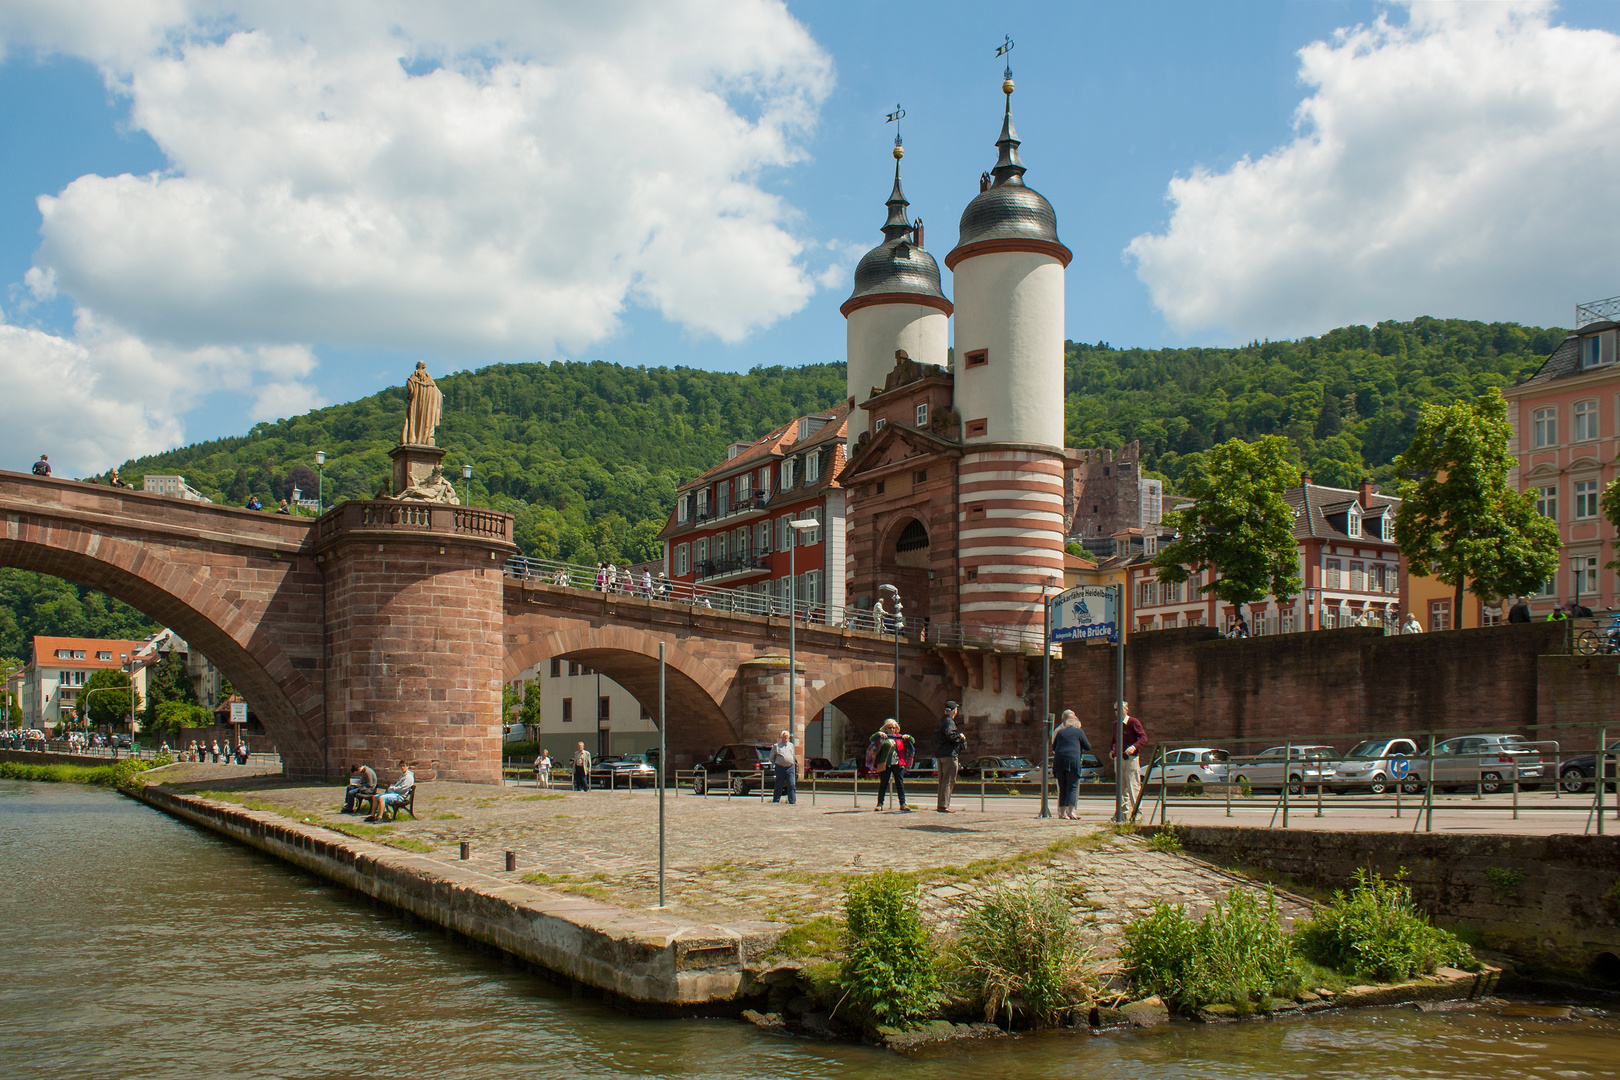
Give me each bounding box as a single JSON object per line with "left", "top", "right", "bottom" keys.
{"left": 871, "top": 719, "right": 914, "bottom": 813}
{"left": 1051, "top": 710, "right": 1091, "bottom": 820}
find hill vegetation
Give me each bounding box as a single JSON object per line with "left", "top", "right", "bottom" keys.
{"left": 3, "top": 316, "right": 1565, "bottom": 657}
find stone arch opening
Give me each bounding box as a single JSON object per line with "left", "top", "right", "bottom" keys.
{"left": 0, "top": 533, "right": 325, "bottom": 779}
{"left": 806, "top": 668, "right": 946, "bottom": 762}
{"left": 880, "top": 514, "right": 932, "bottom": 624}
{"left": 504, "top": 630, "right": 738, "bottom": 769}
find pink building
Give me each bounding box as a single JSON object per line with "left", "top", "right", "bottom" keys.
{"left": 1504, "top": 297, "right": 1620, "bottom": 616}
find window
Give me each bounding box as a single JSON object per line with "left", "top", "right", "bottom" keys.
{"left": 1532, "top": 407, "right": 1557, "bottom": 448}
{"left": 696, "top": 489, "right": 710, "bottom": 518}
{"left": 550, "top": 658, "right": 561, "bottom": 678}
{"left": 1368, "top": 564, "right": 1383, "bottom": 593}
{"left": 760, "top": 466, "right": 772, "bottom": 494}
{"left": 599, "top": 697, "right": 610, "bottom": 724}
{"left": 968, "top": 503, "right": 986, "bottom": 520}
{"left": 1576, "top": 479, "right": 1600, "bottom": 519}
{"left": 965, "top": 349, "right": 988, "bottom": 369}
{"left": 1535, "top": 485, "right": 1557, "bottom": 521}
{"left": 1350, "top": 562, "right": 1365, "bottom": 591}
{"left": 674, "top": 543, "right": 690, "bottom": 576}
{"left": 755, "top": 520, "right": 771, "bottom": 553}
{"left": 776, "top": 515, "right": 790, "bottom": 550}
{"left": 1574, "top": 399, "right": 1600, "bottom": 442}
{"left": 1575, "top": 555, "right": 1600, "bottom": 597}
{"left": 1161, "top": 579, "right": 1183, "bottom": 603}
{"left": 694, "top": 538, "right": 708, "bottom": 566}
{"left": 805, "top": 452, "right": 820, "bottom": 483}
{"left": 737, "top": 473, "right": 752, "bottom": 500}
{"left": 562, "top": 698, "right": 573, "bottom": 722}
{"left": 714, "top": 533, "right": 727, "bottom": 560}
{"left": 799, "top": 506, "right": 823, "bottom": 545}
{"left": 1584, "top": 335, "right": 1604, "bottom": 369}
{"left": 913, "top": 469, "right": 928, "bottom": 484}
{"left": 781, "top": 459, "right": 796, "bottom": 489}
{"left": 965, "top": 418, "right": 988, "bottom": 438}
{"left": 875, "top": 481, "right": 885, "bottom": 495}
{"left": 1346, "top": 508, "right": 1361, "bottom": 538}
{"left": 1429, "top": 599, "right": 1452, "bottom": 632}
{"left": 1137, "top": 580, "right": 1155, "bottom": 608}
{"left": 568, "top": 661, "right": 581, "bottom": 676}
{"left": 676, "top": 495, "right": 689, "bottom": 524}
{"left": 96, "top": 651, "right": 112, "bottom": 661}
{"left": 1380, "top": 513, "right": 1393, "bottom": 542}
{"left": 1534, "top": 572, "right": 1557, "bottom": 598}
{"left": 915, "top": 403, "right": 928, "bottom": 427}
{"left": 1324, "top": 558, "right": 1342, "bottom": 589}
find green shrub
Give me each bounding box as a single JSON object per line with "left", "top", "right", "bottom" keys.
{"left": 835, "top": 871, "right": 939, "bottom": 1027}
{"left": 1121, "top": 888, "right": 1298, "bottom": 1012}
{"left": 1147, "top": 826, "right": 1183, "bottom": 852}
{"left": 954, "top": 881, "right": 1093, "bottom": 1026}
{"left": 1294, "top": 869, "right": 1475, "bottom": 981}
{"left": 0, "top": 758, "right": 157, "bottom": 787}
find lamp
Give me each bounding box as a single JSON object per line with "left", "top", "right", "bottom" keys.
{"left": 462, "top": 462, "right": 473, "bottom": 505}
{"left": 1571, "top": 556, "right": 1582, "bottom": 613}
{"left": 314, "top": 450, "right": 326, "bottom": 514}
{"left": 879, "top": 582, "right": 904, "bottom": 732}
{"left": 786, "top": 516, "right": 820, "bottom": 747}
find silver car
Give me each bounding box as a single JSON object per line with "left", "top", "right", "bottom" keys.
{"left": 1142, "top": 747, "right": 1230, "bottom": 792}
{"left": 1331, "top": 737, "right": 1421, "bottom": 795}
{"left": 1229, "top": 745, "right": 1337, "bottom": 795}
{"left": 1411, "top": 734, "right": 1544, "bottom": 793}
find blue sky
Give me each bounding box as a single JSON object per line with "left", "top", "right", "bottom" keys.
{"left": 3, "top": 1, "right": 1620, "bottom": 467}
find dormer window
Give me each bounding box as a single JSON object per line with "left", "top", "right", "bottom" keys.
{"left": 677, "top": 495, "right": 690, "bottom": 524}
{"left": 916, "top": 403, "right": 928, "bottom": 427}
{"left": 1380, "top": 513, "right": 1393, "bottom": 542}
{"left": 1584, "top": 336, "right": 1601, "bottom": 369}
{"left": 804, "top": 452, "right": 820, "bottom": 483}
{"left": 1347, "top": 507, "right": 1361, "bottom": 538}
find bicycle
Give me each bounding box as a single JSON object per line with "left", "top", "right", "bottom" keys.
{"left": 1575, "top": 614, "right": 1620, "bottom": 656}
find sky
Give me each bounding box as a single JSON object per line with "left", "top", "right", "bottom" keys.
{"left": 4, "top": 0, "right": 1620, "bottom": 474}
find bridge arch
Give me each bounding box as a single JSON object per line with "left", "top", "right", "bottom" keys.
{"left": 504, "top": 627, "right": 740, "bottom": 762}
{"left": 807, "top": 667, "right": 948, "bottom": 745}
{"left": 0, "top": 520, "right": 325, "bottom": 777}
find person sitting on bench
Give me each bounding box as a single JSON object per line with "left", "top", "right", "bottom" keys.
{"left": 364, "top": 762, "right": 415, "bottom": 821}
{"left": 343, "top": 763, "right": 377, "bottom": 814}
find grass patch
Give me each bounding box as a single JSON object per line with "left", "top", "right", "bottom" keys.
{"left": 1147, "top": 825, "right": 1184, "bottom": 852}
{"left": 0, "top": 758, "right": 161, "bottom": 787}
{"left": 767, "top": 916, "right": 843, "bottom": 961}
{"left": 432, "top": 812, "right": 462, "bottom": 820}
{"left": 1294, "top": 870, "right": 1477, "bottom": 981}
{"left": 516, "top": 793, "right": 566, "bottom": 802}
{"left": 521, "top": 872, "right": 574, "bottom": 885}
{"left": 952, "top": 880, "right": 1096, "bottom": 1027}
{"left": 315, "top": 818, "right": 434, "bottom": 853}
{"left": 1121, "top": 888, "right": 1300, "bottom": 1013}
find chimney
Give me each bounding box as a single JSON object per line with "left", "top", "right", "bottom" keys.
{"left": 1359, "top": 477, "right": 1374, "bottom": 506}
{"left": 1300, "top": 472, "right": 1312, "bottom": 487}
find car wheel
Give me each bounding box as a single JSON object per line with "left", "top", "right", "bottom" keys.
{"left": 1561, "top": 767, "right": 1588, "bottom": 794}
{"left": 731, "top": 774, "right": 749, "bottom": 796}
{"left": 1182, "top": 775, "right": 1203, "bottom": 796}
{"left": 1287, "top": 775, "right": 1303, "bottom": 796}
{"left": 1233, "top": 773, "right": 1249, "bottom": 792}
{"left": 1480, "top": 772, "right": 1502, "bottom": 795}
{"left": 1400, "top": 779, "right": 1423, "bottom": 795}
{"left": 1368, "top": 773, "right": 1387, "bottom": 796}
{"left": 692, "top": 770, "right": 707, "bottom": 796}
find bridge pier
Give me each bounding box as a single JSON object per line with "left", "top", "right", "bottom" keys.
{"left": 737, "top": 655, "right": 805, "bottom": 744}
{"left": 317, "top": 502, "right": 516, "bottom": 783}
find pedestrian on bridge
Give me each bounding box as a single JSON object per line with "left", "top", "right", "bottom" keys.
{"left": 30, "top": 454, "right": 50, "bottom": 477}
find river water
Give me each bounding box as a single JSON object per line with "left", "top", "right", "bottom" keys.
{"left": 3, "top": 779, "right": 1619, "bottom": 1080}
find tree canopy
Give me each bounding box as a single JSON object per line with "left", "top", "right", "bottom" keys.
{"left": 77, "top": 668, "right": 140, "bottom": 728}
{"left": 1392, "top": 390, "right": 1561, "bottom": 608}
{"left": 1150, "top": 435, "right": 1303, "bottom": 608}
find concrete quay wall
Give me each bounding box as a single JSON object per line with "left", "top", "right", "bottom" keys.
{"left": 126, "top": 783, "right": 778, "bottom": 1013}
{"left": 1163, "top": 824, "right": 1620, "bottom": 987}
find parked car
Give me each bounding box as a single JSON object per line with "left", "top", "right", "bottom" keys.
{"left": 1557, "top": 742, "right": 1620, "bottom": 793}
{"left": 1078, "top": 753, "right": 1105, "bottom": 783}
{"left": 1406, "top": 734, "right": 1544, "bottom": 793}
{"left": 802, "top": 756, "right": 838, "bottom": 778}
{"left": 1228, "top": 745, "right": 1337, "bottom": 795}
{"left": 591, "top": 753, "right": 658, "bottom": 788}
{"left": 1330, "top": 737, "right": 1421, "bottom": 795}
{"left": 818, "top": 757, "right": 874, "bottom": 780}
{"left": 910, "top": 756, "right": 940, "bottom": 779}
{"left": 690, "top": 742, "right": 773, "bottom": 795}
{"left": 959, "top": 756, "right": 1041, "bottom": 782}
{"left": 1142, "top": 747, "right": 1230, "bottom": 792}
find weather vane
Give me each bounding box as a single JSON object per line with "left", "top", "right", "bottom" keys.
{"left": 885, "top": 102, "right": 905, "bottom": 149}
{"left": 996, "top": 34, "right": 1014, "bottom": 78}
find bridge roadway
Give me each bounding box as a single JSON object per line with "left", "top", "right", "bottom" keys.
{"left": 0, "top": 472, "right": 976, "bottom": 783}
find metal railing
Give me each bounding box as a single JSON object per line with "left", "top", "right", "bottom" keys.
{"left": 1577, "top": 294, "right": 1620, "bottom": 327}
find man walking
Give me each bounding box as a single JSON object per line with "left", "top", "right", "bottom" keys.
{"left": 1110, "top": 701, "right": 1148, "bottom": 822}
{"left": 934, "top": 701, "right": 966, "bottom": 813}
{"left": 1507, "top": 596, "right": 1531, "bottom": 624}
{"left": 572, "top": 741, "right": 591, "bottom": 791}
{"left": 770, "top": 729, "right": 797, "bottom": 805}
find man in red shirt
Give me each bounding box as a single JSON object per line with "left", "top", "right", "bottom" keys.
{"left": 1110, "top": 701, "right": 1148, "bottom": 822}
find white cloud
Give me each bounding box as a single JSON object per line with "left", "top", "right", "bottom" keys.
{"left": 0, "top": 1, "right": 832, "bottom": 467}
{"left": 1128, "top": 2, "right": 1620, "bottom": 339}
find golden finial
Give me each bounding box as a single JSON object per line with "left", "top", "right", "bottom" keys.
{"left": 893, "top": 143, "right": 904, "bottom": 160}
{"left": 1003, "top": 77, "right": 1015, "bottom": 95}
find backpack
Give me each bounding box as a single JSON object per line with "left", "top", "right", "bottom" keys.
{"left": 31, "top": 460, "right": 48, "bottom": 476}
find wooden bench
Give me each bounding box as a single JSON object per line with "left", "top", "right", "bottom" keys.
{"left": 378, "top": 786, "right": 416, "bottom": 821}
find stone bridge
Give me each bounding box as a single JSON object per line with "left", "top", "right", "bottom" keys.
{"left": 0, "top": 472, "right": 1037, "bottom": 783}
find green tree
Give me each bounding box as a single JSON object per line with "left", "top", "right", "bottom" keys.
{"left": 1392, "top": 390, "right": 1561, "bottom": 611}
{"left": 502, "top": 682, "right": 521, "bottom": 725}
{"left": 1605, "top": 480, "right": 1620, "bottom": 572}
{"left": 1151, "top": 435, "right": 1303, "bottom": 609}
{"left": 519, "top": 680, "right": 541, "bottom": 729}
{"left": 78, "top": 668, "right": 141, "bottom": 728}
{"left": 142, "top": 651, "right": 199, "bottom": 727}
{"left": 154, "top": 699, "right": 214, "bottom": 738}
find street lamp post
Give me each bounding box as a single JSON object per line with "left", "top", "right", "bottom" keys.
{"left": 878, "top": 583, "right": 904, "bottom": 728}
{"left": 462, "top": 463, "right": 473, "bottom": 505}
{"left": 786, "top": 518, "right": 820, "bottom": 749}
{"left": 315, "top": 450, "right": 326, "bottom": 514}
{"left": 1572, "top": 557, "right": 1582, "bottom": 614}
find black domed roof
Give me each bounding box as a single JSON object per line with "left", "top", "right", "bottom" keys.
{"left": 844, "top": 158, "right": 948, "bottom": 309}
{"left": 948, "top": 89, "right": 1065, "bottom": 261}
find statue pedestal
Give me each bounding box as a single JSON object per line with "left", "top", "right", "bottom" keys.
{"left": 390, "top": 443, "right": 445, "bottom": 497}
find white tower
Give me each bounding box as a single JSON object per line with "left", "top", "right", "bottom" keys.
{"left": 946, "top": 70, "right": 1071, "bottom": 626}
{"left": 841, "top": 139, "right": 951, "bottom": 443}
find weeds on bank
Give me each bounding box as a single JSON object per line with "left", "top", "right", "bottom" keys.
{"left": 1123, "top": 889, "right": 1299, "bottom": 1013}
{"left": 767, "top": 915, "right": 844, "bottom": 961}
{"left": 1147, "top": 826, "right": 1183, "bottom": 852}
{"left": 0, "top": 758, "right": 162, "bottom": 787}
{"left": 516, "top": 793, "right": 566, "bottom": 802}
{"left": 951, "top": 881, "right": 1096, "bottom": 1026}
{"left": 835, "top": 871, "right": 940, "bottom": 1027}
{"left": 1484, "top": 866, "right": 1524, "bottom": 901}
{"left": 1294, "top": 869, "right": 1477, "bottom": 981}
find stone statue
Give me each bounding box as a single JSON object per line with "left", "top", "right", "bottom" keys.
{"left": 401, "top": 361, "right": 443, "bottom": 446}
{"left": 393, "top": 463, "right": 460, "bottom": 505}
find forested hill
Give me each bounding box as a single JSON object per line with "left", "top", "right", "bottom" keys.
{"left": 1065, "top": 318, "right": 1565, "bottom": 491}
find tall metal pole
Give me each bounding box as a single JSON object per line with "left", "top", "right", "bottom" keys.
{"left": 1114, "top": 582, "right": 1126, "bottom": 824}
{"left": 788, "top": 532, "right": 796, "bottom": 744}
{"left": 658, "top": 641, "right": 666, "bottom": 907}
{"left": 1039, "top": 584, "right": 1052, "bottom": 818}
{"left": 893, "top": 620, "right": 901, "bottom": 727}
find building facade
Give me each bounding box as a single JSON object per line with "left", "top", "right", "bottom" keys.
{"left": 658, "top": 405, "right": 849, "bottom": 617}
{"left": 1504, "top": 301, "right": 1620, "bottom": 615}
{"left": 1120, "top": 479, "right": 1406, "bottom": 636}
{"left": 18, "top": 636, "right": 151, "bottom": 728}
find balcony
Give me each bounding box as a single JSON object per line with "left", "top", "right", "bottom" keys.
{"left": 695, "top": 554, "right": 772, "bottom": 584}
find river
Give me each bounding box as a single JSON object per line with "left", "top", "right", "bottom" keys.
{"left": 2, "top": 778, "right": 1619, "bottom": 1080}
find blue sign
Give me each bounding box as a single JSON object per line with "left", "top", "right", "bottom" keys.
{"left": 1051, "top": 585, "right": 1118, "bottom": 644}
{"left": 1389, "top": 755, "right": 1410, "bottom": 779}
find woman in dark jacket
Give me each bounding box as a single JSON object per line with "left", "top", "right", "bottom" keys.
{"left": 1051, "top": 710, "right": 1091, "bottom": 820}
